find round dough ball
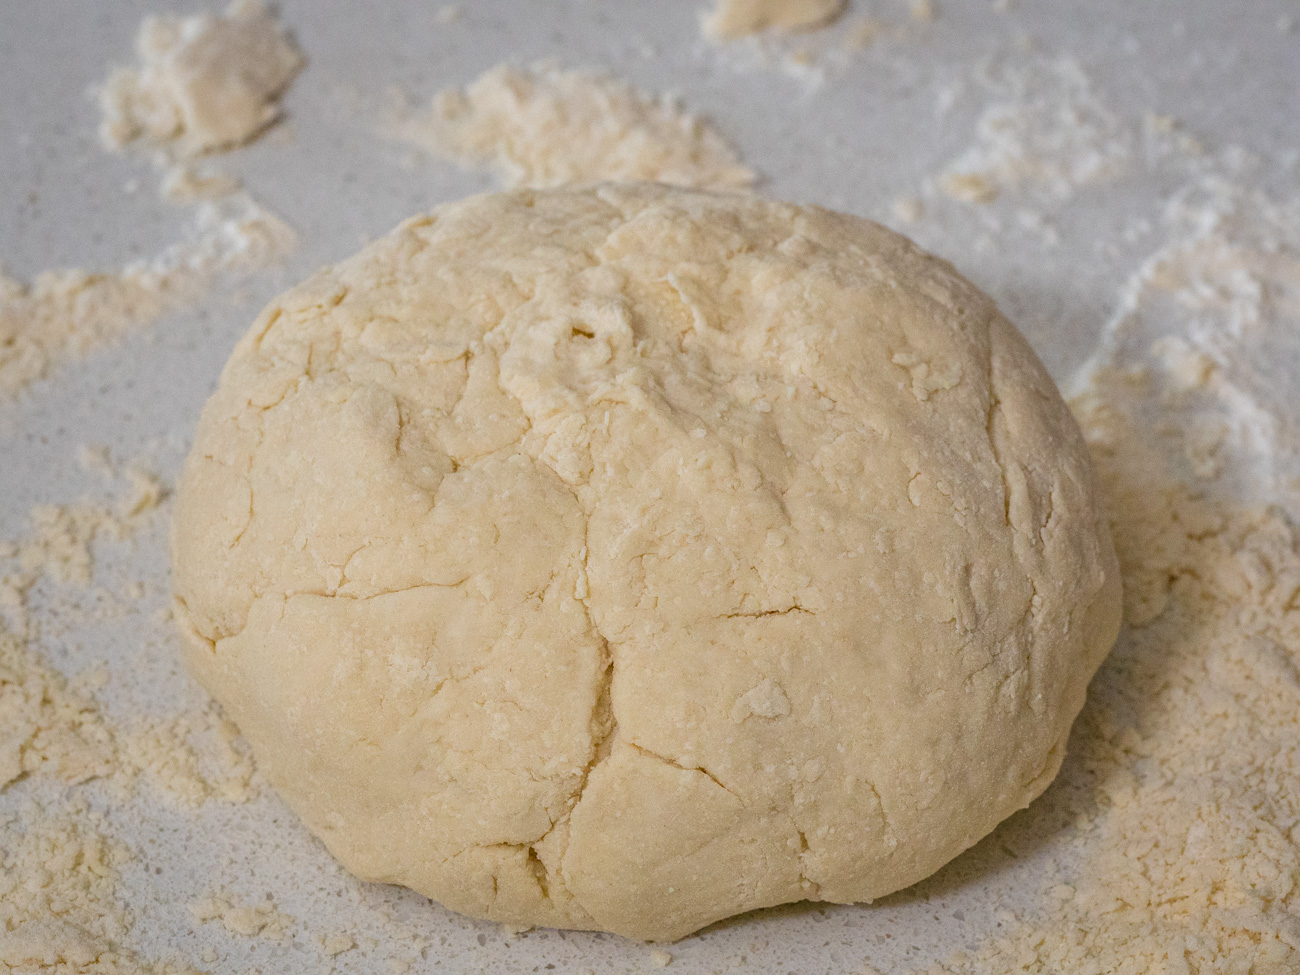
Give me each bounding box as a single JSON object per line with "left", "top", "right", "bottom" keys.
{"left": 172, "top": 184, "right": 1120, "bottom": 942}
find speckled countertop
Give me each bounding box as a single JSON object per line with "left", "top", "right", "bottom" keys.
{"left": 2, "top": 1, "right": 1298, "bottom": 972}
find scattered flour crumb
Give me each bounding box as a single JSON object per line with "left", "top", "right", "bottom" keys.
{"left": 0, "top": 196, "right": 296, "bottom": 400}
{"left": 160, "top": 163, "right": 242, "bottom": 203}
{"left": 189, "top": 891, "right": 294, "bottom": 940}
{"left": 321, "top": 932, "right": 356, "bottom": 956}
{"left": 0, "top": 800, "right": 193, "bottom": 973}
{"left": 701, "top": 0, "right": 847, "bottom": 40}
{"left": 0, "top": 614, "right": 258, "bottom": 801}
{"left": 893, "top": 196, "right": 926, "bottom": 223}
{"left": 938, "top": 171, "right": 998, "bottom": 204}
{"left": 120, "top": 464, "right": 168, "bottom": 520}
{"left": 939, "top": 56, "right": 1129, "bottom": 203}
{"left": 77, "top": 445, "right": 115, "bottom": 480}
{"left": 787, "top": 46, "right": 816, "bottom": 67}
{"left": 649, "top": 948, "right": 674, "bottom": 967}
{"left": 0, "top": 457, "right": 168, "bottom": 632}
{"left": 118, "top": 707, "right": 258, "bottom": 806}
{"left": 0, "top": 623, "right": 116, "bottom": 788}
{"left": 389, "top": 62, "right": 755, "bottom": 191}
{"left": 1, "top": 502, "right": 135, "bottom": 636}
{"left": 1, "top": 464, "right": 261, "bottom": 806}
{"left": 1083, "top": 176, "right": 1300, "bottom": 506}
{"left": 98, "top": 0, "right": 304, "bottom": 158}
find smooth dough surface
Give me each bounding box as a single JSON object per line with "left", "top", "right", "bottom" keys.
{"left": 172, "top": 183, "right": 1121, "bottom": 942}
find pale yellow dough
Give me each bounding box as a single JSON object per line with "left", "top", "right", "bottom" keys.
{"left": 171, "top": 184, "right": 1120, "bottom": 942}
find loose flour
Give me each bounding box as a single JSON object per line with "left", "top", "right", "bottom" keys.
{"left": 389, "top": 63, "right": 755, "bottom": 191}
{"left": 0, "top": 198, "right": 295, "bottom": 401}
{"left": 939, "top": 56, "right": 1131, "bottom": 204}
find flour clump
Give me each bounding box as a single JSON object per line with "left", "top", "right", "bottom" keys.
{"left": 171, "top": 184, "right": 1121, "bottom": 941}
{"left": 99, "top": 0, "right": 304, "bottom": 157}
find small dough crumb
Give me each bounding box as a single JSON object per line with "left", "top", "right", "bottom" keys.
{"left": 701, "top": 0, "right": 847, "bottom": 40}
{"left": 160, "top": 163, "right": 243, "bottom": 203}
{"left": 649, "top": 948, "right": 674, "bottom": 966}
{"left": 390, "top": 63, "right": 755, "bottom": 190}
{"left": 189, "top": 891, "right": 294, "bottom": 940}
{"left": 321, "top": 933, "right": 356, "bottom": 956}
{"left": 0, "top": 623, "right": 116, "bottom": 788}
{"left": 0, "top": 802, "right": 188, "bottom": 972}
{"left": 730, "top": 678, "right": 792, "bottom": 722}
{"left": 119, "top": 708, "right": 259, "bottom": 806}
{"left": 938, "top": 171, "right": 999, "bottom": 204}
{"left": 99, "top": 0, "right": 304, "bottom": 158}
{"left": 893, "top": 196, "right": 926, "bottom": 223}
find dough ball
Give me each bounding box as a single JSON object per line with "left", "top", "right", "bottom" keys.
{"left": 171, "top": 184, "right": 1120, "bottom": 941}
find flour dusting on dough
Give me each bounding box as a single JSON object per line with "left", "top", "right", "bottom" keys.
{"left": 390, "top": 63, "right": 755, "bottom": 190}
{"left": 0, "top": 197, "right": 296, "bottom": 400}
{"left": 99, "top": 0, "right": 304, "bottom": 158}
{"left": 701, "top": 0, "right": 847, "bottom": 40}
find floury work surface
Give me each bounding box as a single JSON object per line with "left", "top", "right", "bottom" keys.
{"left": 1, "top": 1, "right": 1299, "bottom": 972}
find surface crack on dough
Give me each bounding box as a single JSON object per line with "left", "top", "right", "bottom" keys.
{"left": 984, "top": 339, "right": 1012, "bottom": 529}
{"left": 864, "top": 777, "right": 894, "bottom": 846}
{"left": 720, "top": 603, "right": 812, "bottom": 619}
{"left": 793, "top": 828, "right": 821, "bottom": 898}
{"left": 627, "top": 741, "right": 739, "bottom": 800}
{"left": 565, "top": 520, "right": 618, "bottom": 825}
{"left": 527, "top": 844, "right": 550, "bottom": 900}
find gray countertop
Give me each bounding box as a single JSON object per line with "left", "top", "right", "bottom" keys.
{"left": 2, "top": 1, "right": 1297, "bottom": 971}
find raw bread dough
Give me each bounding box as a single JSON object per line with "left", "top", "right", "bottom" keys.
{"left": 171, "top": 184, "right": 1120, "bottom": 942}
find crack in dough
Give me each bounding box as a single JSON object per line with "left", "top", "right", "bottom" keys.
{"left": 172, "top": 184, "right": 1120, "bottom": 941}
